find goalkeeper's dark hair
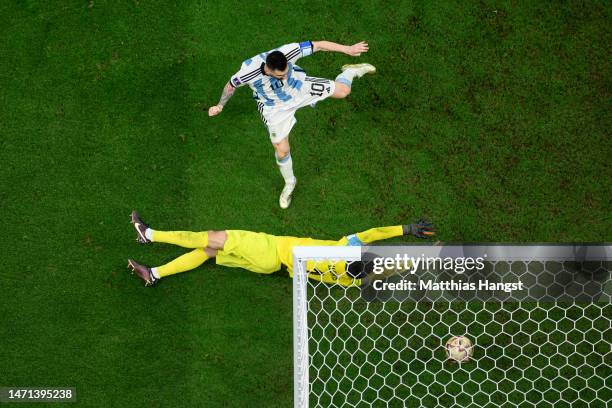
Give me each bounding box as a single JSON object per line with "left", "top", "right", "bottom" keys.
{"left": 266, "top": 51, "right": 288, "bottom": 72}
{"left": 347, "top": 260, "right": 374, "bottom": 279}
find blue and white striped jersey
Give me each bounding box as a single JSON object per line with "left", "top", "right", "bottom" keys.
{"left": 229, "top": 41, "right": 314, "bottom": 108}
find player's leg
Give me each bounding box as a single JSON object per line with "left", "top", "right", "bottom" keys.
{"left": 332, "top": 82, "right": 351, "bottom": 99}
{"left": 151, "top": 230, "right": 210, "bottom": 247}
{"left": 152, "top": 247, "right": 216, "bottom": 278}
{"left": 130, "top": 211, "right": 228, "bottom": 249}
{"left": 128, "top": 212, "right": 229, "bottom": 286}
{"left": 152, "top": 229, "right": 228, "bottom": 249}
{"left": 128, "top": 247, "right": 215, "bottom": 286}
{"left": 331, "top": 63, "right": 377, "bottom": 99}
{"left": 273, "top": 137, "right": 297, "bottom": 209}
{"left": 259, "top": 105, "right": 298, "bottom": 209}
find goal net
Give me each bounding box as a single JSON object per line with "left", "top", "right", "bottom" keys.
{"left": 292, "top": 245, "right": 611, "bottom": 408}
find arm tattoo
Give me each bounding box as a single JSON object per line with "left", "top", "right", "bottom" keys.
{"left": 218, "top": 83, "right": 235, "bottom": 107}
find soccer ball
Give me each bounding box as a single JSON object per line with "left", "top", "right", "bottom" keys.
{"left": 445, "top": 336, "right": 474, "bottom": 362}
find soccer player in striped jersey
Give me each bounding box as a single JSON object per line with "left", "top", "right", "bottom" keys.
{"left": 127, "top": 211, "right": 435, "bottom": 287}
{"left": 208, "top": 40, "right": 376, "bottom": 209}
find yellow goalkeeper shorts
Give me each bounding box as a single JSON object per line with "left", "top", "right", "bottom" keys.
{"left": 216, "top": 230, "right": 281, "bottom": 274}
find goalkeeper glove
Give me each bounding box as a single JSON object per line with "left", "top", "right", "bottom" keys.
{"left": 403, "top": 219, "right": 435, "bottom": 238}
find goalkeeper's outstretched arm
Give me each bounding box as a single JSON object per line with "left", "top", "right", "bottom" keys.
{"left": 354, "top": 219, "right": 436, "bottom": 243}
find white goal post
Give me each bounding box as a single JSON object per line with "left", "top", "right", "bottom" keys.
{"left": 292, "top": 245, "right": 611, "bottom": 408}
{"left": 293, "top": 246, "right": 362, "bottom": 408}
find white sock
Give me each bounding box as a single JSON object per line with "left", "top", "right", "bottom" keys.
{"left": 150, "top": 267, "right": 160, "bottom": 279}
{"left": 340, "top": 68, "right": 359, "bottom": 81}
{"left": 337, "top": 65, "right": 369, "bottom": 86}
{"left": 145, "top": 228, "right": 154, "bottom": 241}
{"left": 335, "top": 71, "right": 354, "bottom": 88}
{"left": 276, "top": 152, "right": 296, "bottom": 185}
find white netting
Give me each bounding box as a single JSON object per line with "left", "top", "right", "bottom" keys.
{"left": 293, "top": 248, "right": 611, "bottom": 408}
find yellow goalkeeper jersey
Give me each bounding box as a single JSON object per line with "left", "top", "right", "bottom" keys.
{"left": 276, "top": 225, "right": 404, "bottom": 287}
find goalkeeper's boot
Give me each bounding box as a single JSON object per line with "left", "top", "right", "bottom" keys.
{"left": 127, "top": 259, "right": 158, "bottom": 286}
{"left": 341, "top": 63, "right": 376, "bottom": 78}
{"left": 130, "top": 210, "right": 151, "bottom": 244}
{"left": 279, "top": 179, "right": 297, "bottom": 209}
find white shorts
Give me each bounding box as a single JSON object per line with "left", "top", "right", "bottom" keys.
{"left": 257, "top": 77, "right": 335, "bottom": 144}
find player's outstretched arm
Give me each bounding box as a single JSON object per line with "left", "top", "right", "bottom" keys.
{"left": 208, "top": 82, "right": 235, "bottom": 116}
{"left": 354, "top": 220, "right": 436, "bottom": 243}
{"left": 312, "top": 40, "right": 369, "bottom": 56}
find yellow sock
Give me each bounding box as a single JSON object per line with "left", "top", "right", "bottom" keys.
{"left": 154, "top": 248, "right": 209, "bottom": 278}
{"left": 152, "top": 230, "right": 209, "bottom": 248}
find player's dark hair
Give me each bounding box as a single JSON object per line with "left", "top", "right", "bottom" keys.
{"left": 266, "top": 51, "right": 288, "bottom": 72}
{"left": 347, "top": 260, "right": 374, "bottom": 279}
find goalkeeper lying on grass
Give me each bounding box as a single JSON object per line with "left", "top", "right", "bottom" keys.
{"left": 127, "top": 211, "right": 435, "bottom": 287}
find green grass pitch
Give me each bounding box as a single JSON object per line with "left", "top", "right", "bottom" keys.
{"left": 0, "top": 1, "right": 610, "bottom": 407}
